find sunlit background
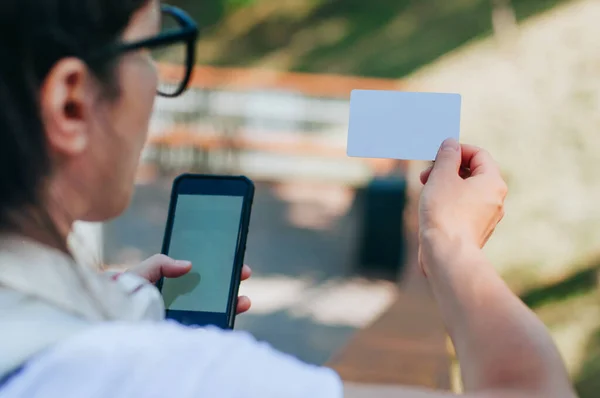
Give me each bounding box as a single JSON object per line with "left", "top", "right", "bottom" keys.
{"left": 75, "top": 0, "right": 600, "bottom": 395}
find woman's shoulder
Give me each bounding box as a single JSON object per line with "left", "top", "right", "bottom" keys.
{"left": 0, "top": 321, "right": 343, "bottom": 398}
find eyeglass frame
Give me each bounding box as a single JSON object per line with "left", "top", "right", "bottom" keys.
{"left": 88, "top": 4, "right": 199, "bottom": 98}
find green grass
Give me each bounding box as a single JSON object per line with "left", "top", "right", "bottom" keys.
{"left": 576, "top": 325, "right": 600, "bottom": 397}
{"left": 512, "top": 260, "right": 600, "bottom": 398}
{"left": 520, "top": 267, "right": 599, "bottom": 310}
{"left": 171, "top": 0, "right": 575, "bottom": 78}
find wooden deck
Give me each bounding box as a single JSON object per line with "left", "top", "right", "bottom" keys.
{"left": 327, "top": 273, "right": 451, "bottom": 389}
{"left": 327, "top": 179, "right": 452, "bottom": 391}
{"left": 158, "top": 63, "right": 405, "bottom": 98}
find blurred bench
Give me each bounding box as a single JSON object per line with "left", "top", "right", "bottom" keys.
{"left": 143, "top": 64, "right": 409, "bottom": 184}
{"left": 145, "top": 65, "right": 451, "bottom": 389}
{"left": 142, "top": 127, "right": 405, "bottom": 186}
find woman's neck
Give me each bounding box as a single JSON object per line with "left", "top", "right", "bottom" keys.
{"left": 1, "top": 206, "right": 72, "bottom": 254}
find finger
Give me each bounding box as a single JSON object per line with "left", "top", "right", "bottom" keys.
{"left": 421, "top": 164, "right": 471, "bottom": 183}
{"left": 420, "top": 165, "right": 433, "bottom": 185}
{"left": 458, "top": 166, "right": 472, "bottom": 179}
{"left": 240, "top": 264, "right": 252, "bottom": 281}
{"left": 236, "top": 296, "right": 251, "bottom": 314}
{"left": 160, "top": 260, "right": 192, "bottom": 278}
{"left": 481, "top": 226, "right": 497, "bottom": 248}
{"left": 137, "top": 254, "right": 192, "bottom": 282}
{"left": 460, "top": 145, "right": 500, "bottom": 177}
{"left": 429, "top": 138, "right": 461, "bottom": 179}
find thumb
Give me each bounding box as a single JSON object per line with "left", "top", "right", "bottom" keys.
{"left": 134, "top": 254, "right": 192, "bottom": 283}
{"left": 160, "top": 258, "right": 192, "bottom": 278}
{"left": 429, "top": 138, "right": 461, "bottom": 179}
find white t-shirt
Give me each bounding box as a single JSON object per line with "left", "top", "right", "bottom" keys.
{"left": 0, "top": 321, "right": 343, "bottom": 398}
{"left": 0, "top": 322, "right": 343, "bottom": 398}
{"left": 0, "top": 238, "right": 343, "bottom": 397}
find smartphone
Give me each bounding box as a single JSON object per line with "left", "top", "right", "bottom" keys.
{"left": 157, "top": 174, "right": 255, "bottom": 329}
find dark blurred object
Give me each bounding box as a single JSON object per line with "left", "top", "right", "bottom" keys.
{"left": 356, "top": 175, "right": 407, "bottom": 280}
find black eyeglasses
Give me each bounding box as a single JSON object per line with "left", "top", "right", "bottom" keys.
{"left": 92, "top": 5, "right": 199, "bottom": 97}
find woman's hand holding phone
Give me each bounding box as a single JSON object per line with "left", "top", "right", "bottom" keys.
{"left": 127, "top": 254, "right": 253, "bottom": 315}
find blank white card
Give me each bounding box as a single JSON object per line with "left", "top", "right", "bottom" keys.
{"left": 347, "top": 90, "right": 461, "bottom": 161}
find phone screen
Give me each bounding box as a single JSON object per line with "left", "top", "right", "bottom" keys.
{"left": 161, "top": 194, "right": 244, "bottom": 314}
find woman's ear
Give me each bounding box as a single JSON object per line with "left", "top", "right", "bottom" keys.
{"left": 40, "top": 58, "right": 93, "bottom": 157}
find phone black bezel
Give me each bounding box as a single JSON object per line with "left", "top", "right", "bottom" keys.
{"left": 156, "top": 173, "right": 255, "bottom": 329}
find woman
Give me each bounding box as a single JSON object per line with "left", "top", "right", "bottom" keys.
{"left": 0, "top": 1, "right": 577, "bottom": 397}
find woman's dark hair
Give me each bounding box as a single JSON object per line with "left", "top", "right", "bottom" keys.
{"left": 0, "top": 0, "right": 149, "bottom": 239}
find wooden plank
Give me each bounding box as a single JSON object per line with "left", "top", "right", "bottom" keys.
{"left": 327, "top": 291, "right": 450, "bottom": 389}
{"left": 158, "top": 63, "right": 405, "bottom": 98}
{"left": 148, "top": 130, "right": 347, "bottom": 158}
{"left": 145, "top": 128, "right": 404, "bottom": 174}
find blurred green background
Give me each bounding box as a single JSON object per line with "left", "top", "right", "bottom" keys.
{"left": 171, "top": 0, "right": 570, "bottom": 77}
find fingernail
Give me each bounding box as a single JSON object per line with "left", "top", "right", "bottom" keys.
{"left": 175, "top": 260, "right": 191, "bottom": 267}
{"left": 441, "top": 138, "right": 459, "bottom": 152}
